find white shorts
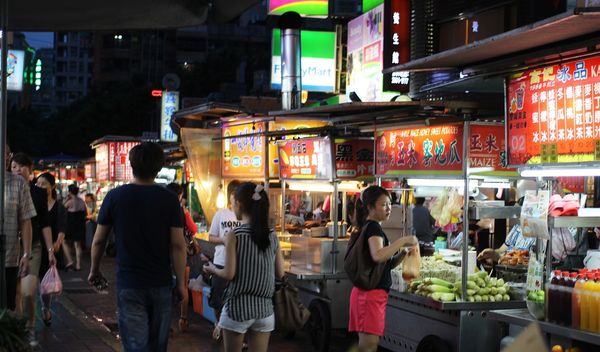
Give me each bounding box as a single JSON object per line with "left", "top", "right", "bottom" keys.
{"left": 218, "top": 305, "right": 275, "bottom": 334}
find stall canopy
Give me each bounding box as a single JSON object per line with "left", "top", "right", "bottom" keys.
{"left": 4, "top": 0, "right": 260, "bottom": 30}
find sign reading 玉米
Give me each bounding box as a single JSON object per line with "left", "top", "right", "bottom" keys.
{"left": 506, "top": 55, "right": 600, "bottom": 166}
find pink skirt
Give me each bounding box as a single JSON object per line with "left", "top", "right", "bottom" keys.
{"left": 348, "top": 286, "right": 389, "bottom": 336}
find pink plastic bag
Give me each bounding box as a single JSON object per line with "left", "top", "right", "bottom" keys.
{"left": 40, "top": 265, "right": 63, "bottom": 296}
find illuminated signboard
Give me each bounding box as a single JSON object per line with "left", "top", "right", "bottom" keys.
{"left": 95, "top": 141, "right": 139, "bottom": 182}
{"left": 222, "top": 122, "right": 266, "bottom": 178}
{"left": 278, "top": 138, "right": 333, "bottom": 180}
{"left": 161, "top": 91, "right": 179, "bottom": 142}
{"left": 377, "top": 124, "right": 514, "bottom": 176}
{"left": 7, "top": 50, "right": 25, "bottom": 92}
{"left": 271, "top": 29, "right": 337, "bottom": 92}
{"left": 382, "top": 0, "right": 410, "bottom": 92}
{"left": 335, "top": 139, "right": 374, "bottom": 179}
{"left": 506, "top": 55, "right": 600, "bottom": 165}
{"left": 268, "top": 0, "right": 328, "bottom": 17}
{"left": 268, "top": 119, "right": 330, "bottom": 178}
{"left": 363, "top": 0, "right": 383, "bottom": 12}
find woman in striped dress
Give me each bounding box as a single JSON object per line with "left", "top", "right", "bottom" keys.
{"left": 204, "top": 182, "right": 284, "bottom": 352}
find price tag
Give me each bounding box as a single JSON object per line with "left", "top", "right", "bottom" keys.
{"left": 548, "top": 143, "right": 558, "bottom": 163}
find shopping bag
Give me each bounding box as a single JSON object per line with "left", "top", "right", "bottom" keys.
{"left": 273, "top": 279, "right": 310, "bottom": 332}
{"left": 40, "top": 265, "right": 63, "bottom": 296}
{"left": 402, "top": 245, "right": 421, "bottom": 281}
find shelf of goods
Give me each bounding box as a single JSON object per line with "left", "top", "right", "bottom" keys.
{"left": 488, "top": 309, "right": 600, "bottom": 346}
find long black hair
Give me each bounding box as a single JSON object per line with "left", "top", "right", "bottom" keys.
{"left": 357, "top": 185, "right": 390, "bottom": 229}
{"left": 235, "top": 182, "right": 270, "bottom": 251}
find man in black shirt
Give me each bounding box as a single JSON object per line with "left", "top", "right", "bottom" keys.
{"left": 11, "top": 153, "right": 55, "bottom": 345}
{"left": 412, "top": 197, "right": 436, "bottom": 243}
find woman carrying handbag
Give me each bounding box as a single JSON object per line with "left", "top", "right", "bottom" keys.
{"left": 203, "top": 182, "right": 284, "bottom": 352}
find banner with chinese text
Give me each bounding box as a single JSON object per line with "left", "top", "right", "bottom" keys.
{"left": 335, "top": 139, "right": 375, "bottom": 179}
{"left": 506, "top": 55, "right": 600, "bottom": 165}
{"left": 268, "top": 120, "right": 329, "bottom": 178}
{"left": 278, "top": 138, "right": 333, "bottom": 180}
{"left": 222, "top": 122, "right": 266, "bottom": 178}
{"left": 470, "top": 125, "right": 516, "bottom": 176}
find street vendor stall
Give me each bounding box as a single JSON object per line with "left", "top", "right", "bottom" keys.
{"left": 486, "top": 53, "right": 600, "bottom": 352}
{"left": 374, "top": 120, "right": 526, "bottom": 352}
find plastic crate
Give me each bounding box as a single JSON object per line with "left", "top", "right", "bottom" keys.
{"left": 191, "top": 289, "right": 203, "bottom": 315}
{"left": 202, "top": 286, "right": 216, "bottom": 323}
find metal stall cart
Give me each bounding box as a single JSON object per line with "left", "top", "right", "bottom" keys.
{"left": 374, "top": 121, "right": 525, "bottom": 352}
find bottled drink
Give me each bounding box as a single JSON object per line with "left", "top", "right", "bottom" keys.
{"left": 561, "top": 272, "right": 576, "bottom": 326}
{"left": 581, "top": 273, "right": 596, "bottom": 331}
{"left": 547, "top": 270, "right": 562, "bottom": 323}
{"left": 592, "top": 274, "right": 600, "bottom": 333}
{"left": 572, "top": 274, "right": 585, "bottom": 329}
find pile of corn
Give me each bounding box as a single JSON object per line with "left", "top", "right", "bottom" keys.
{"left": 408, "top": 271, "right": 512, "bottom": 302}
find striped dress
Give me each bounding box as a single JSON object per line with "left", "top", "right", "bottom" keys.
{"left": 223, "top": 224, "right": 279, "bottom": 322}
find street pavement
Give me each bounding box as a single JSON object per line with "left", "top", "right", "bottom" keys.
{"left": 33, "top": 253, "right": 361, "bottom": 351}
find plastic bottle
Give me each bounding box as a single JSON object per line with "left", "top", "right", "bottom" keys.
{"left": 561, "top": 272, "right": 576, "bottom": 326}
{"left": 593, "top": 274, "right": 600, "bottom": 333}
{"left": 572, "top": 273, "right": 585, "bottom": 329}
{"left": 581, "top": 273, "right": 596, "bottom": 331}
{"left": 547, "top": 270, "right": 562, "bottom": 323}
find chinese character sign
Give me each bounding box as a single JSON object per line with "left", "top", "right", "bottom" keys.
{"left": 268, "top": 120, "right": 329, "bottom": 178}
{"left": 161, "top": 91, "right": 179, "bottom": 142}
{"left": 506, "top": 55, "right": 600, "bottom": 165}
{"left": 222, "top": 122, "right": 266, "bottom": 178}
{"left": 470, "top": 125, "right": 516, "bottom": 175}
{"left": 383, "top": 0, "right": 410, "bottom": 92}
{"left": 376, "top": 124, "right": 464, "bottom": 176}
{"left": 95, "top": 144, "right": 109, "bottom": 182}
{"left": 96, "top": 141, "right": 139, "bottom": 182}
{"left": 335, "top": 139, "right": 374, "bottom": 179}
{"left": 278, "top": 138, "right": 333, "bottom": 180}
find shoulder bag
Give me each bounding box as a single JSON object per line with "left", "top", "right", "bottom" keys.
{"left": 273, "top": 278, "right": 311, "bottom": 332}
{"left": 344, "top": 221, "right": 387, "bottom": 290}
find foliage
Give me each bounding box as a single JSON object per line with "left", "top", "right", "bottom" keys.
{"left": 0, "top": 309, "right": 31, "bottom": 352}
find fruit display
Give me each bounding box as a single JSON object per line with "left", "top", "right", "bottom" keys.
{"left": 498, "top": 249, "right": 529, "bottom": 266}
{"left": 408, "top": 271, "right": 512, "bottom": 302}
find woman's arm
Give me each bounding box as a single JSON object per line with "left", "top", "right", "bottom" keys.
{"left": 368, "top": 234, "right": 418, "bottom": 264}
{"left": 205, "top": 231, "right": 237, "bottom": 280}
{"left": 275, "top": 240, "right": 285, "bottom": 280}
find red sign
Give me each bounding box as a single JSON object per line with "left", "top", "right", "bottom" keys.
{"left": 278, "top": 138, "right": 333, "bottom": 180}
{"left": 222, "top": 122, "right": 265, "bottom": 178}
{"left": 335, "top": 139, "right": 374, "bottom": 179}
{"left": 376, "top": 124, "right": 464, "bottom": 176}
{"left": 469, "top": 125, "right": 515, "bottom": 175}
{"left": 96, "top": 141, "right": 139, "bottom": 182}
{"left": 383, "top": 0, "right": 411, "bottom": 92}
{"left": 506, "top": 55, "right": 600, "bottom": 165}
{"left": 151, "top": 90, "right": 163, "bottom": 97}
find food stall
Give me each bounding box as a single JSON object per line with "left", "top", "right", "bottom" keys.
{"left": 276, "top": 134, "right": 374, "bottom": 351}
{"left": 374, "top": 120, "right": 526, "bottom": 352}
{"left": 485, "top": 53, "right": 600, "bottom": 351}
{"left": 90, "top": 136, "right": 141, "bottom": 202}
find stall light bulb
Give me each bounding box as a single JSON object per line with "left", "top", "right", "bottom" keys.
{"left": 216, "top": 190, "right": 226, "bottom": 209}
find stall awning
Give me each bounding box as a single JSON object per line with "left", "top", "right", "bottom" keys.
{"left": 383, "top": 7, "right": 600, "bottom": 73}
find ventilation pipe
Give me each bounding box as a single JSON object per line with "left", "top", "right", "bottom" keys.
{"left": 278, "top": 12, "right": 302, "bottom": 110}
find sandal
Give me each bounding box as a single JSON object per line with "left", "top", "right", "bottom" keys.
{"left": 212, "top": 325, "right": 222, "bottom": 341}
{"left": 64, "top": 263, "right": 74, "bottom": 272}
{"left": 178, "top": 317, "right": 188, "bottom": 332}
{"left": 42, "top": 308, "right": 52, "bottom": 327}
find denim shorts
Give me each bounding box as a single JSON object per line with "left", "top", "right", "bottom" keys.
{"left": 218, "top": 305, "right": 275, "bottom": 334}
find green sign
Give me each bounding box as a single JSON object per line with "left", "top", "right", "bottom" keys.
{"left": 363, "top": 0, "right": 383, "bottom": 12}
{"left": 268, "top": 0, "right": 328, "bottom": 17}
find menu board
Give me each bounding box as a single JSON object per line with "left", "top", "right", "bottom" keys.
{"left": 268, "top": 120, "right": 329, "bottom": 178}
{"left": 95, "top": 141, "right": 139, "bottom": 182}
{"left": 222, "top": 122, "right": 266, "bottom": 178}
{"left": 278, "top": 138, "right": 333, "bottom": 180}
{"left": 376, "top": 124, "right": 464, "bottom": 176}
{"left": 95, "top": 144, "right": 109, "bottom": 182}
{"left": 335, "top": 139, "right": 374, "bottom": 179}
{"left": 506, "top": 55, "right": 600, "bottom": 165}
{"left": 84, "top": 163, "right": 96, "bottom": 180}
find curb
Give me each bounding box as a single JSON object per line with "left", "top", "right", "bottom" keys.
{"left": 55, "top": 294, "right": 121, "bottom": 351}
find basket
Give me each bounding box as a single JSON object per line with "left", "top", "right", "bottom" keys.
{"left": 191, "top": 289, "right": 203, "bottom": 315}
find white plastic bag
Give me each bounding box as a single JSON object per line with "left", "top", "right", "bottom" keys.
{"left": 40, "top": 265, "right": 63, "bottom": 296}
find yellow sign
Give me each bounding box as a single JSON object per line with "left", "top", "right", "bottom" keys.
{"left": 222, "top": 122, "right": 266, "bottom": 178}
{"left": 268, "top": 119, "right": 329, "bottom": 178}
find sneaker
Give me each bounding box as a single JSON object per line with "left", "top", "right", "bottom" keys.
{"left": 28, "top": 329, "right": 38, "bottom": 347}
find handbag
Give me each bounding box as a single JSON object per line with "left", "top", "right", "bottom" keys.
{"left": 273, "top": 279, "right": 310, "bottom": 332}
{"left": 344, "top": 220, "right": 387, "bottom": 290}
